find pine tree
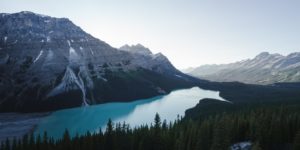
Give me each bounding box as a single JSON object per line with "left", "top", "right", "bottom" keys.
{"left": 22, "top": 134, "right": 29, "bottom": 150}
{"left": 11, "top": 137, "right": 17, "bottom": 150}
{"left": 252, "top": 142, "right": 262, "bottom": 150}
{"left": 154, "top": 113, "right": 161, "bottom": 135}
{"left": 0, "top": 141, "right": 5, "bottom": 150}
{"left": 162, "top": 119, "right": 168, "bottom": 131}
{"left": 62, "top": 129, "right": 71, "bottom": 150}
{"left": 17, "top": 139, "right": 22, "bottom": 150}
{"left": 154, "top": 113, "right": 161, "bottom": 129}
{"left": 106, "top": 119, "right": 113, "bottom": 134}
{"left": 42, "top": 131, "right": 49, "bottom": 150}
{"left": 29, "top": 133, "right": 35, "bottom": 150}
{"left": 36, "top": 134, "right": 41, "bottom": 150}
{"left": 4, "top": 138, "right": 10, "bottom": 150}
{"left": 293, "top": 130, "right": 300, "bottom": 150}
{"left": 105, "top": 119, "right": 114, "bottom": 150}
{"left": 154, "top": 113, "right": 164, "bottom": 150}
{"left": 2, "top": 105, "right": 300, "bottom": 150}
{"left": 210, "top": 117, "right": 230, "bottom": 150}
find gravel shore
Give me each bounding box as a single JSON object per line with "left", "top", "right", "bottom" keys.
{"left": 0, "top": 113, "right": 49, "bottom": 142}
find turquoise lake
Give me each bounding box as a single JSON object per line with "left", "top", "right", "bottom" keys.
{"left": 35, "top": 87, "right": 225, "bottom": 139}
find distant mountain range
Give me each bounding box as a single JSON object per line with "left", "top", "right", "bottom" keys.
{"left": 0, "top": 11, "right": 196, "bottom": 112}
{"left": 185, "top": 52, "right": 300, "bottom": 84}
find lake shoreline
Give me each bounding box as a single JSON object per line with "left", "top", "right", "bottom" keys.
{"left": 35, "top": 87, "right": 224, "bottom": 139}
{"left": 0, "top": 87, "right": 225, "bottom": 141}
{"left": 0, "top": 112, "right": 50, "bottom": 142}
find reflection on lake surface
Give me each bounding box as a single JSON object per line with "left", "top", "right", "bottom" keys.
{"left": 35, "top": 87, "right": 225, "bottom": 139}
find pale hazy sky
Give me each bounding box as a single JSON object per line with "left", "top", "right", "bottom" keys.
{"left": 1, "top": 0, "right": 300, "bottom": 69}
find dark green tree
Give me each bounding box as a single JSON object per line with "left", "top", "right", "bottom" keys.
{"left": 154, "top": 113, "right": 161, "bottom": 130}
{"left": 252, "top": 142, "right": 262, "bottom": 150}
{"left": 62, "top": 129, "right": 71, "bottom": 150}
{"left": 11, "top": 137, "right": 17, "bottom": 150}
{"left": 4, "top": 138, "right": 10, "bottom": 150}
{"left": 0, "top": 141, "right": 5, "bottom": 150}
{"left": 105, "top": 119, "right": 114, "bottom": 150}
{"left": 210, "top": 117, "right": 231, "bottom": 150}
{"left": 294, "top": 130, "right": 300, "bottom": 150}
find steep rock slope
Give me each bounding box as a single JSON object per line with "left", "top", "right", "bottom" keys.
{"left": 119, "top": 44, "right": 180, "bottom": 75}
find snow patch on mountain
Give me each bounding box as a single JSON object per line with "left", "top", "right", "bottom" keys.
{"left": 44, "top": 50, "right": 54, "bottom": 63}
{"left": 79, "top": 66, "right": 94, "bottom": 89}
{"left": 67, "top": 40, "right": 71, "bottom": 46}
{"left": 69, "top": 47, "right": 80, "bottom": 63}
{"left": 77, "top": 68, "right": 91, "bottom": 106}
{"left": 98, "top": 76, "right": 108, "bottom": 82}
{"left": 67, "top": 40, "right": 81, "bottom": 63}
{"left": 47, "top": 66, "right": 91, "bottom": 106}
{"left": 175, "top": 74, "right": 183, "bottom": 78}
{"left": 33, "top": 50, "right": 44, "bottom": 63}
{"left": 70, "top": 47, "right": 76, "bottom": 54}
{"left": 90, "top": 49, "right": 94, "bottom": 55}
{"left": 47, "top": 67, "right": 81, "bottom": 97}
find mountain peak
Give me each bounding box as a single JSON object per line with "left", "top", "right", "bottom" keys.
{"left": 287, "top": 52, "right": 300, "bottom": 58}
{"left": 119, "top": 44, "right": 152, "bottom": 56}
{"left": 1, "top": 11, "right": 51, "bottom": 18}
{"left": 0, "top": 10, "right": 91, "bottom": 46}
{"left": 255, "top": 52, "right": 270, "bottom": 59}
{"left": 255, "top": 52, "right": 283, "bottom": 60}
{"left": 135, "top": 43, "right": 146, "bottom": 48}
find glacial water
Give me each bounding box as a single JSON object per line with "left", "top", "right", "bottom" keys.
{"left": 35, "top": 87, "right": 225, "bottom": 139}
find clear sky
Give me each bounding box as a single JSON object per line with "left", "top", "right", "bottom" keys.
{"left": 1, "top": 0, "right": 300, "bottom": 69}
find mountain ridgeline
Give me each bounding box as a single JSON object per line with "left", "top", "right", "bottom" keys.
{"left": 186, "top": 52, "right": 300, "bottom": 84}
{"left": 0, "top": 11, "right": 196, "bottom": 112}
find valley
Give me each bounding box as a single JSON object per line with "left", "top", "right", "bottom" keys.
{"left": 0, "top": 10, "right": 299, "bottom": 150}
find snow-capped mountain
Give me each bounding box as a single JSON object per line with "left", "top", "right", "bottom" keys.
{"left": 119, "top": 44, "right": 180, "bottom": 74}
{"left": 0, "top": 11, "right": 194, "bottom": 112}
{"left": 186, "top": 52, "right": 300, "bottom": 84}
{"left": 119, "top": 44, "right": 152, "bottom": 56}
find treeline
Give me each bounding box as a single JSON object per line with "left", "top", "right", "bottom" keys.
{"left": 1, "top": 105, "right": 300, "bottom": 150}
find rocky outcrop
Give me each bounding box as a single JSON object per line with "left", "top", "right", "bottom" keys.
{"left": 119, "top": 44, "right": 180, "bottom": 75}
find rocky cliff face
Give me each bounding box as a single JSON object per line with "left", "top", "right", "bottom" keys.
{"left": 186, "top": 52, "right": 300, "bottom": 84}
{"left": 0, "top": 11, "right": 194, "bottom": 112}
{"left": 119, "top": 44, "right": 181, "bottom": 75}
{"left": 119, "top": 44, "right": 152, "bottom": 56}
